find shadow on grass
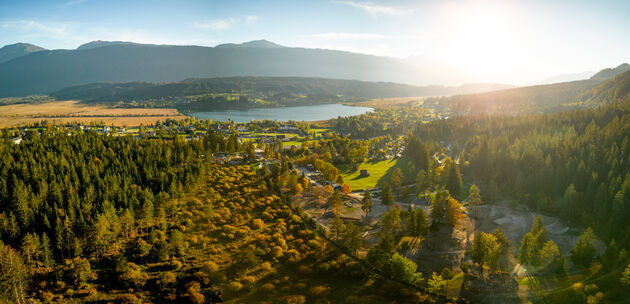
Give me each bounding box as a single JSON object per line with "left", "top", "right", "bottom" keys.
{"left": 375, "top": 158, "right": 416, "bottom": 186}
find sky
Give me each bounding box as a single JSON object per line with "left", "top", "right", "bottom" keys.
{"left": 0, "top": 0, "right": 629, "bottom": 85}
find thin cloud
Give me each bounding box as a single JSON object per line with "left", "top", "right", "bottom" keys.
{"left": 310, "top": 32, "right": 388, "bottom": 40}
{"left": 194, "top": 16, "right": 258, "bottom": 31}
{"left": 194, "top": 18, "right": 238, "bottom": 31}
{"left": 244, "top": 15, "right": 258, "bottom": 25}
{"left": 334, "top": 1, "right": 405, "bottom": 15}
{"left": 65, "top": 0, "right": 86, "bottom": 6}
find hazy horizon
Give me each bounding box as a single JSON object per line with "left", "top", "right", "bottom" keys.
{"left": 1, "top": 0, "right": 629, "bottom": 85}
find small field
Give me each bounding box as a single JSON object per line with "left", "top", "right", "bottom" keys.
{"left": 0, "top": 100, "right": 186, "bottom": 128}
{"left": 340, "top": 157, "right": 416, "bottom": 191}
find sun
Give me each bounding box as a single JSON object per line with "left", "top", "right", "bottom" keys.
{"left": 443, "top": 2, "right": 521, "bottom": 81}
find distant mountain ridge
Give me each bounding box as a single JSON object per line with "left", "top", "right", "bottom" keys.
{"left": 215, "top": 39, "right": 285, "bottom": 49}
{"left": 77, "top": 40, "right": 146, "bottom": 50}
{"left": 0, "top": 42, "right": 46, "bottom": 64}
{"left": 531, "top": 70, "right": 596, "bottom": 85}
{"left": 0, "top": 39, "right": 508, "bottom": 97}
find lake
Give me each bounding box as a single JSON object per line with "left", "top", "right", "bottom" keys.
{"left": 190, "top": 104, "right": 373, "bottom": 122}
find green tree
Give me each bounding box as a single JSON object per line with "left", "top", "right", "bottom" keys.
{"left": 382, "top": 253, "right": 423, "bottom": 286}
{"left": 329, "top": 189, "right": 343, "bottom": 215}
{"left": 381, "top": 184, "right": 394, "bottom": 207}
{"left": 467, "top": 184, "right": 482, "bottom": 207}
{"left": 391, "top": 167, "right": 403, "bottom": 190}
{"left": 407, "top": 208, "right": 427, "bottom": 239}
{"left": 445, "top": 162, "right": 463, "bottom": 197}
{"left": 381, "top": 207, "right": 402, "bottom": 236}
{"left": 427, "top": 272, "right": 446, "bottom": 294}
{"left": 621, "top": 264, "right": 630, "bottom": 286}
{"left": 0, "top": 241, "right": 28, "bottom": 304}
{"left": 572, "top": 227, "right": 597, "bottom": 268}
{"left": 331, "top": 216, "right": 345, "bottom": 243}
{"left": 470, "top": 232, "right": 501, "bottom": 278}
{"left": 441, "top": 267, "right": 453, "bottom": 295}
{"left": 343, "top": 222, "right": 363, "bottom": 254}
{"left": 416, "top": 169, "right": 430, "bottom": 193}
{"left": 21, "top": 233, "right": 41, "bottom": 268}
{"left": 361, "top": 191, "right": 373, "bottom": 223}
{"left": 540, "top": 240, "right": 561, "bottom": 267}
{"left": 69, "top": 257, "right": 95, "bottom": 286}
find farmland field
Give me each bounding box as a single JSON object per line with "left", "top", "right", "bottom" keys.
{"left": 0, "top": 100, "right": 186, "bottom": 127}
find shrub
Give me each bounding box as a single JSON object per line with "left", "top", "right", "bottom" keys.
{"left": 251, "top": 219, "right": 265, "bottom": 230}
{"left": 227, "top": 281, "right": 243, "bottom": 293}
{"left": 189, "top": 292, "right": 205, "bottom": 304}
{"left": 261, "top": 283, "right": 275, "bottom": 292}
{"left": 309, "top": 285, "right": 329, "bottom": 298}
{"left": 317, "top": 262, "right": 330, "bottom": 273}
{"left": 284, "top": 295, "right": 306, "bottom": 304}
{"left": 272, "top": 246, "right": 284, "bottom": 258}
{"left": 201, "top": 261, "right": 219, "bottom": 274}
{"left": 117, "top": 293, "right": 142, "bottom": 304}
{"left": 119, "top": 262, "right": 149, "bottom": 288}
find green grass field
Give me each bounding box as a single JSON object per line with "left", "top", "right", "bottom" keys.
{"left": 339, "top": 157, "right": 416, "bottom": 191}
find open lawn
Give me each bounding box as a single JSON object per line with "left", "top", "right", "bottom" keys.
{"left": 340, "top": 157, "right": 416, "bottom": 191}
{"left": 0, "top": 100, "right": 186, "bottom": 128}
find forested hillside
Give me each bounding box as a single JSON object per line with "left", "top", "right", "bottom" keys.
{"left": 424, "top": 64, "right": 629, "bottom": 115}
{"left": 49, "top": 77, "right": 511, "bottom": 110}
{"left": 410, "top": 71, "right": 630, "bottom": 302}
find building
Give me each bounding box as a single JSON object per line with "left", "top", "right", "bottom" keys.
{"left": 10, "top": 137, "right": 22, "bottom": 144}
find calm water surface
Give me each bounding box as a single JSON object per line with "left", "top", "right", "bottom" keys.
{"left": 190, "top": 104, "right": 373, "bottom": 122}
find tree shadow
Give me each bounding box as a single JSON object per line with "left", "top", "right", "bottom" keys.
{"left": 375, "top": 158, "right": 416, "bottom": 186}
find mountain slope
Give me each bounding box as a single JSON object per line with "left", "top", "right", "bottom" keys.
{"left": 590, "top": 63, "right": 630, "bottom": 80}
{"left": 0, "top": 42, "right": 46, "bottom": 64}
{"left": 531, "top": 70, "right": 595, "bottom": 85}
{"left": 425, "top": 63, "right": 630, "bottom": 115}
{"left": 0, "top": 40, "right": 506, "bottom": 97}
{"left": 581, "top": 70, "right": 630, "bottom": 105}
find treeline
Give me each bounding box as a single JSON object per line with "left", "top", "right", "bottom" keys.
{"left": 331, "top": 108, "right": 426, "bottom": 139}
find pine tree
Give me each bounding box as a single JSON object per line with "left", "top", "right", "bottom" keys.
{"left": 381, "top": 184, "right": 394, "bottom": 207}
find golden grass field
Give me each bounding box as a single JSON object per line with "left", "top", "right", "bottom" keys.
{"left": 0, "top": 100, "right": 186, "bottom": 128}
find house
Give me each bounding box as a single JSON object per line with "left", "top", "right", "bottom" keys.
{"left": 10, "top": 137, "right": 22, "bottom": 144}
{"left": 279, "top": 125, "right": 298, "bottom": 132}
{"left": 359, "top": 169, "right": 370, "bottom": 177}
{"left": 236, "top": 124, "right": 248, "bottom": 132}
{"left": 276, "top": 135, "right": 286, "bottom": 140}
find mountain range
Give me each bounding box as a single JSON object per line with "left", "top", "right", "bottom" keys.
{"left": 0, "top": 43, "right": 46, "bottom": 64}
{"left": 0, "top": 39, "right": 508, "bottom": 98}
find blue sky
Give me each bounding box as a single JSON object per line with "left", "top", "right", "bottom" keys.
{"left": 1, "top": 0, "right": 629, "bottom": 84}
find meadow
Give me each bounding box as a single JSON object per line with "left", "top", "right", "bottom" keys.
{"left": 0, "top": 100, "right": 186, "bottom": 128}
{"left": 340, "top": 157, "right": 416, "bottom": 191}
